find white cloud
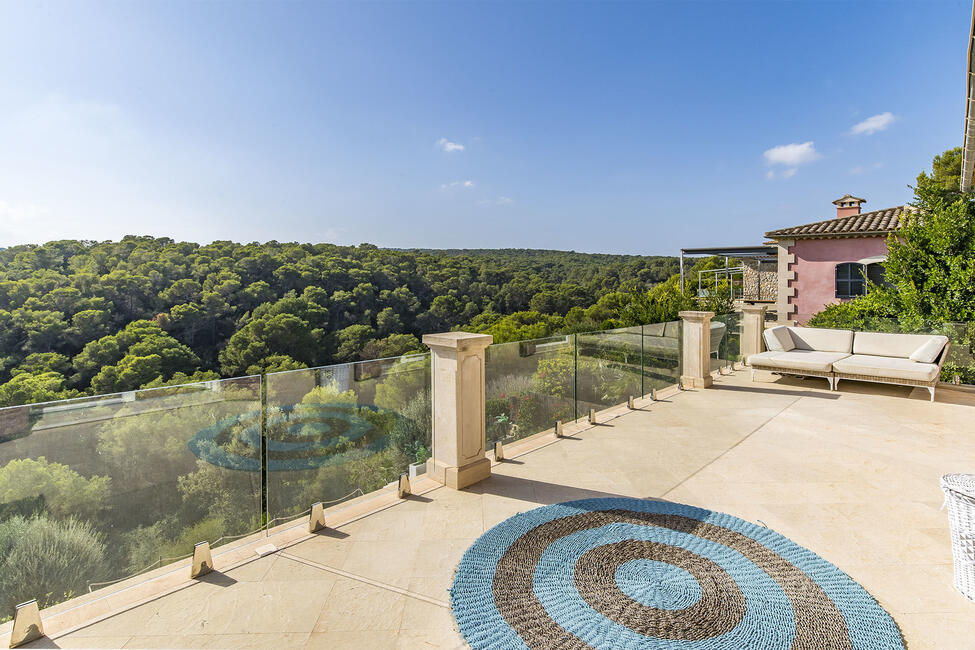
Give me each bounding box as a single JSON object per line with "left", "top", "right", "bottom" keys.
{"left": 440, "top": 180, "right": 475, "bottom": 191}
{"left": 763, "top": 141, "right": 820, "bottom": 167}
{"left": 849, "top": 112, "right": 895, "bottom": 136}
{"left": 437, "top": 137, "right": 464, "bottom": 152}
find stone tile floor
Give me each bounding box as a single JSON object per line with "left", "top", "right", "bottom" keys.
{"left": 21, "top": 371, "right": 975, "bottom": 648}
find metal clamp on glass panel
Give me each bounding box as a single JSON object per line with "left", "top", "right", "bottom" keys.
{"left": 397, "top": 473, "right": 411, "bottom": 498}
{"left": 627, "top": 396, "right": 635, "bottom": 410}
{"left": 555, "top": 420, "right": 563, "bottom": 438}
{"left": 649, "top": 388, "right": 656, "bottom": 402}
{"left": 493, "top": 441, "right": 504, "bottom": 461}
{"left": 9, "top": 599, "right": 44, "bottom": 648}
{"left": 309, "top": 502, "right": 326, "bottom": 533}
{"left": 191, "top": 541, "right": 213, "bottom": 579}
{"left": 588, "top": 408, "right": 597, "bottom": 425}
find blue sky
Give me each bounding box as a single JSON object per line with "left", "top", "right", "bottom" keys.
{"left": 0, "top": 0, "right": 970, "bottom": 254}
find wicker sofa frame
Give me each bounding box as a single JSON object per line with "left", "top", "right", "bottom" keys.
{"left": 749, "top": 363, "right": 835, "bottom": 390}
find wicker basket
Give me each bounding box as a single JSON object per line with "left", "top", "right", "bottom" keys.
{"left": 941, "top": 473, "right": 975, "bottom": 601}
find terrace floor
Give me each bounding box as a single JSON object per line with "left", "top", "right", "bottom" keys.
{"left": 16, "top": 370, "right": 975, "bottom": 649}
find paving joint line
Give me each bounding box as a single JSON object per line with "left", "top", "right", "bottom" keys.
{"left": 278, "top": 551, "right": 450, "bottom": 608}
{"left": 659, "top": 394, "right": 804, "bottom": 499}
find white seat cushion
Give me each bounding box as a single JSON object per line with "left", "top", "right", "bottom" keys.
{"left": 832, "top": 354, "right": 940, "bottom": 382}
{"left": 748, "top": 350, "right": 850, "bottom": 373}
{"left": 853, "top": 331, "right": 945, "bottom": 359}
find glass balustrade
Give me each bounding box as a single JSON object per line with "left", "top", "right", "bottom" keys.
{"left": 0, "top": 312, "right": 769, "bottom": 620}
{"left": 0, "top": 376, "right": 262, "bottom": 616}
{"left": 264, "top": 354, "right": 431, "bottom": 523}
{"left": 484, "top": 335, "right": 576, "bottom": 449}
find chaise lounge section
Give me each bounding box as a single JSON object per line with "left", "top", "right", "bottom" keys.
{"left": 747, "top": 326, "right": 950, "bottom": 401}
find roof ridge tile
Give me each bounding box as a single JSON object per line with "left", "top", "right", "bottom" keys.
{"left": 765, "top": 205, "right": 917, "bottom": 239}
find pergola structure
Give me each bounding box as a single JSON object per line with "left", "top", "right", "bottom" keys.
{"left": 678, "top": 245, "right": 777, "bottom": 296}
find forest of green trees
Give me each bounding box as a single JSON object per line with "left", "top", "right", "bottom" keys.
{"left": 0, "top": 240, "right": 727, "bottom": 407}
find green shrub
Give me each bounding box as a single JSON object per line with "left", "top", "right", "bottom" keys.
{"left": 0, "top": 515, "right": 106, "bottom": 616}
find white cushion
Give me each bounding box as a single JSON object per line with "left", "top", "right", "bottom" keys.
{"left": 853, "top": 331, "right": 944, "bottom": 359}
{"left": 833, "top": 354, "right": 940, "bottom": 382}
{"left": 909, "top": 336, "right": 949, "bottom": 363}
{"left": 787, "top": 327, "right": 854, "bottom": 354}
{"left": 748, "top": 350, "right": 850, "bottom": 373}
{"left": 763, "top": 326, "right": 795, "bottom": 352}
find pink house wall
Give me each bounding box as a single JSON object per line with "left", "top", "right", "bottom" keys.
{"left": 788, "top": 237, "right": 888, "bottom": 323}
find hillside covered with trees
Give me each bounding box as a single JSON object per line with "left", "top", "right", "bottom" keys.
{"left": 0, "top": 241, "right": 721, "bottom": 406}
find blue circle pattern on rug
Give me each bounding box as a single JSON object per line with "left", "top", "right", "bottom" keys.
{"left": 450, "top": 497, "right": 904, "bottom": 650}
{"left": 614, "top": 560, "right": 700, "bottom": 610}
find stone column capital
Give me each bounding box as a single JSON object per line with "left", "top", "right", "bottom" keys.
{"left": 677, "top": 310, "right": 715, "bottom": 322}
{"left": 422, "top": 332, "right": 493, "bottom": 352}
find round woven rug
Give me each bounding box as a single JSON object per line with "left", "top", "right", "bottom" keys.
{"left": 451, "top": 497, "right": 903, "bottom": 649}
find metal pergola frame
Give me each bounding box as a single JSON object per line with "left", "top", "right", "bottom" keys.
{"left": 678, "top": 245, "right": 777, "bottom": 293}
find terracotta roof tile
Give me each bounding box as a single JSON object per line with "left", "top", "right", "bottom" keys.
{"left": 765, "top": 205, "right": 918, "bottom": 239}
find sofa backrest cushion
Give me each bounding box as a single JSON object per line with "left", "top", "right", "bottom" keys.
{"left": 908, "top": 335, "right": 950, "bottom": 363}
{"left": 853, "top": 331, "right": 946, "bottom": 360}
{"left": 763, "top": 326, "right": 796, "bottom": 352}
{"left": 787, "top": 327, "right": 854, "bottom": 353}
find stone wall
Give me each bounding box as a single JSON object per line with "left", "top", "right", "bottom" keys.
{"left": 741, "top": 259, "right": 777, "bottom": 301}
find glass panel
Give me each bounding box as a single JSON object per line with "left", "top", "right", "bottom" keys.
{"left": 639, "top": 320, "right": 682, "bottom": 394}
{"left": 484, "top": 335, "right": 575, "bottom": 447}
{"left": 575, "top": 327, "right": 646, "bottom": 414}
{"left": 0, "top": 376, "right": 262, "bottom": 616}
{"left": 264, "top": 354, "right": 430, "bottom": 522}
{"left": 711, "top": 313, "right": 740, "bottom": 372}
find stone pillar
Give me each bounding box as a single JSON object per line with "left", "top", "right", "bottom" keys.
{"left": 740, "top": 304, "right": 767, "bottom": 364}
{"left": 679, "top": 311, "right": 714, "bottom": 389}
{"left": 422, "top": 332, "right": 493, "bottom": 489}
{"left": 774, "top": 238, "right": 796, "bottom": 323}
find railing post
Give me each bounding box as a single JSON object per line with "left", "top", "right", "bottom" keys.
{"left": 9, "top": 600, "right": 44, "bottom": 648}
{"left": 741, "top": 304, "right": 768, "bottom": 364}
{"left": 422, "top": 332, "right": 493, "bottom": 490}
{"left": 678, "top": 311, "right": 715, "bottom": 389}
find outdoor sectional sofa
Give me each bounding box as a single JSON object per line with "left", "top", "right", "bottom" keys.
{"left": 747, "top": 326, "right": 950, "bottom": 401}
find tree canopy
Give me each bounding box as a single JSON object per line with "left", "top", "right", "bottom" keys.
{"left": 0, "top": 241, "right": 724, "bottom": 404}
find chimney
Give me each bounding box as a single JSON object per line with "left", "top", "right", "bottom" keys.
{"left": 832, "top": 194, "right": 866, "bottom": 218}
